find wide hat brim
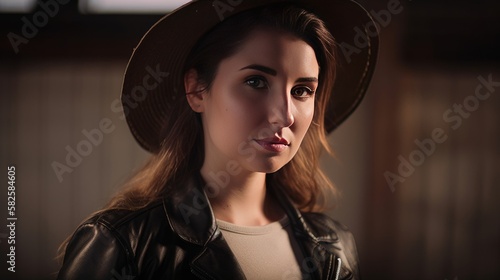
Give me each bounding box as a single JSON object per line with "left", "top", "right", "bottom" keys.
{"left": 122, "top": 0, "right": 379, "bottom": 153}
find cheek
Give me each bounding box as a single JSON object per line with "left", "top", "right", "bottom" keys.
{"left": 295, "top": 101, "right": 315, "bottom": 132}
{"left": 206, "top": 88, "right": 263, "bottom": 144}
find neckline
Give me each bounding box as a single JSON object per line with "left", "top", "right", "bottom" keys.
{"left": 216, "top": 215, "right": 289, "bottom": 235}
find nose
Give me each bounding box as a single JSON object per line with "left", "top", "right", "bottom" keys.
{"left": 268, "top": 86, "right": 294, "bottom": 129}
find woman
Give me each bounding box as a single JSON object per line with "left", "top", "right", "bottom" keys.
{"left": 57, "top": 0, "right": 378, "bottom": 279}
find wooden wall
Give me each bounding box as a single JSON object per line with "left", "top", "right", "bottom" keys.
{"left": 0, "top": 60, "right": 149, "bottom": 279}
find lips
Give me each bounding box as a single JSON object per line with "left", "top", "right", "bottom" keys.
{"left": 254, "top": 136, "right": 290, "bottom": 153}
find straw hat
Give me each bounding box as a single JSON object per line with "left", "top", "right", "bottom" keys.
{"left": 122, "top": 0, "right": 379, "bottom": 153}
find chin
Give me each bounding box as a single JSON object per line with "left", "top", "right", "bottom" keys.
{"left": 246, "top": 157, "right": 291, "bottom": 174}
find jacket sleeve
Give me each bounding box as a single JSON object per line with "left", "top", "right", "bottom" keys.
{"left": 57, "top": 221, "right": 137, "bottom": 280}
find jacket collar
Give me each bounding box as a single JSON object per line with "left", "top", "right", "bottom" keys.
{"left": 162, "top": 173, "right": 351, "bottom": 279}
{"left": 162, "top": 172, "right": 245, "bottom": 279}
{"left": 163, "top": 172, "right": 216, "bottom": 246}
{"left": 269, "top": 182, "right": 351, "bottom": 279}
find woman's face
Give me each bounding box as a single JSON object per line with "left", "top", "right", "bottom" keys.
{"left": 197, "top": 29, "right": 319, "bottom": 174}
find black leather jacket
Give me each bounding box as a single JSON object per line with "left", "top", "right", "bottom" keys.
{"left": 57, "top": 174, "right": 360, "bottom": 279}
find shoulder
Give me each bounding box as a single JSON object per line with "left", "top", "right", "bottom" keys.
{"left": 76, "top": 200, "right": 170, "bottom": 250}
{"left": 58, "top": 201, "right": 170, "bottom": 279}
{"left": 77, "top": 200, "right": 174, "bottom": 258}
{"left": 83, "top": 200, "right": 167, "bottom": 236}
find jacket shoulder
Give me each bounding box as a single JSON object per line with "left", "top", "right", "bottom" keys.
{"left": 57, "top": 201, "right": 170, "bottom": 280}
{"left": 85, "top": 200, "right": 167, "bottom": 234}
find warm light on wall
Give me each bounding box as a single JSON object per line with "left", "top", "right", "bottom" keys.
{"left": 0, "top": 0, "right": 35, "bottom": 13}
{"left": 80, "top": 0, "right": 191, "bottom": 13}
{"left": 0, "top": 0, "right": 191, "bottom": 14}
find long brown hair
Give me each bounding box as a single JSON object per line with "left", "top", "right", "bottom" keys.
{"left": 59, "top": 2, "right": 338, "bottom": 261}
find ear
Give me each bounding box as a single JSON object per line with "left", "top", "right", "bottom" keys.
{"left": 184, "top": 68, "right": 206, "bottom": 113}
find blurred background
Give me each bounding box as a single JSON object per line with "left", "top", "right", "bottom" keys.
{"left": 1, "top": 0, "right": 499, "bottom": 279}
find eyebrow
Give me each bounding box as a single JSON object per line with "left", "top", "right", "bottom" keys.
{"left": 240, "top": 64, "right": 277, "bottom": 75}
{"left": 296, "top": 77, "right": 318, "bottom": 83}
{"left": 239, "top": 64, "right": 318, "bottom": 83}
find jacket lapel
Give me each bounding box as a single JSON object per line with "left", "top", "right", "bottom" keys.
{"left": 190, "top": 230, "right": 246, "bottom": 280}
{"left": 163, "top": 173, "right": 246, "bottom": 279}
{"left": 270, "top": 184, "right": 353, "bottom": 280}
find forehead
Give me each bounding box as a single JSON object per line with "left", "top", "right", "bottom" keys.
{"left": 222, "top": 28, "right": 319, "bottom": 76}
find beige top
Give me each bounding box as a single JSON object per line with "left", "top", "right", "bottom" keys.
{"left": 217, "top": 216, "right": 305, "bottom": 280}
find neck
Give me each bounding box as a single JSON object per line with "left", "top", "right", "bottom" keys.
{"left": 199, "top": 166, "right": 283, "bottom": 226}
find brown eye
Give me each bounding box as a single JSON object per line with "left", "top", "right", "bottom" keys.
{"left": 291, "top": 86, "right": 314, "bottom": 98}
{"left": 245, "top": 76, "right": 268, "bottom": 89}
